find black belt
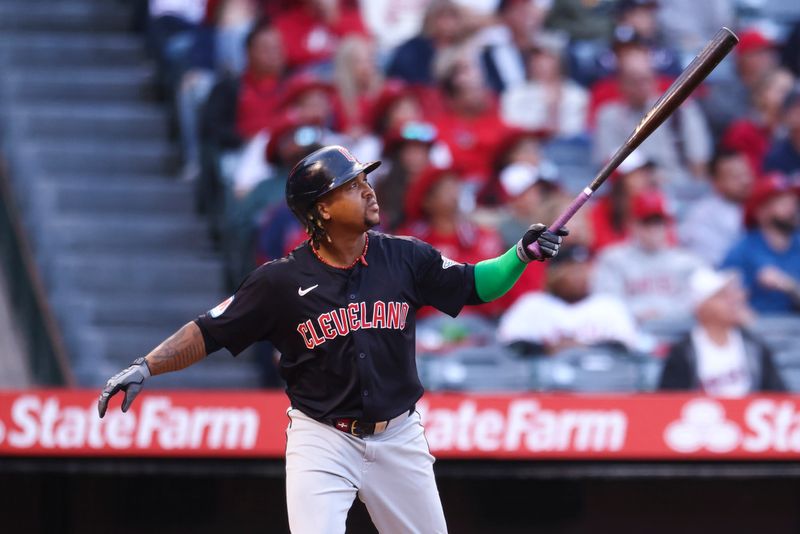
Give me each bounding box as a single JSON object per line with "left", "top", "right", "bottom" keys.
{"left": 329, "top": 407, "right": 414, "bottom": 438}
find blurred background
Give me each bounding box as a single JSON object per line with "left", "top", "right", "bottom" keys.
{"left": 2, "top": 0, "right": 800, "bottom": 532}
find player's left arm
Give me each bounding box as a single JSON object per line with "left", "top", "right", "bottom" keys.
{"left": 472, "top": 224, "right": 567, "bottom": 302}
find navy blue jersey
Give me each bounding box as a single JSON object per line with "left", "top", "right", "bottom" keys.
{"left": 196, "top": 231, "right": 478, "bottom": 422}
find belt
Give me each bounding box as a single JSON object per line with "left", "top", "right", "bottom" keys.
{"left": 329, "top": 407, "right": 414, "bottom": 438}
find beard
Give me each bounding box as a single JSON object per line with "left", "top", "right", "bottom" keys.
{"left": 769, "top": 216, "right": 799, "bottom": 235}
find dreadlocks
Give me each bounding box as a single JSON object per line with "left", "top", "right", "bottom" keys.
{"left": 305, "top": 208, "right": 331, "bottom": 249}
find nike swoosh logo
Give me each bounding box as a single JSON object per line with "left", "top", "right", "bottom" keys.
{"left": 298, "top": 284, "right": 319, "bottom": 296}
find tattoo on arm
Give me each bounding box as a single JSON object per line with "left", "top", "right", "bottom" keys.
{"left": 144, "top": 322, "right": 207, "bottom": 376}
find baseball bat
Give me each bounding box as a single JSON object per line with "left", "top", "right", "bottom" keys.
{"left": 529, "top": 27, "right": 739, "bottom": 258}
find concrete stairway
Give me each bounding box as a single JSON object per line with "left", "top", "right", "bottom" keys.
{"left": 0, "top": 0, "right": 264, "bottom": 388}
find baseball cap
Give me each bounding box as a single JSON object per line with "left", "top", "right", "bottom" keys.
{"left": 631, "top": 190, "right": 671, "bottom": 220}
{"left": 499, "top": 161, "right": 559, "bottom": 198}
{"left": 689, "top": 268, "right": 738, "bottom": 309}
{"left": 614, "top": 149, "right": 656, "bottom": 178}
{"left": 736, "top": 29, "right": 775, "bottom": 55}
{"left": 743, "top": 172, "right": 800, "bottom": 227}
{"left": 278, "top": 73, "right": 334, "bottom": 110}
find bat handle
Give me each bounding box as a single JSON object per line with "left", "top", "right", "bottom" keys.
{"left": 527, "top": 187, "right": 594, "bottom": 259}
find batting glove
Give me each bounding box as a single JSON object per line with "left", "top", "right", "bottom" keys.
{"left": 516, "top": 224, "right": 569, "bottom": 263}
{"left": 97, "top": 357, "right": 151, "bottom": 418}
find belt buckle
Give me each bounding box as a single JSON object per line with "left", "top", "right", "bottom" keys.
{"left": 349, "top": 420, "right": 364, "bottom": 437}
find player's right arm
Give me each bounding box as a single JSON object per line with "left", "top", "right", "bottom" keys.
{"left": 97, "top": 321, "right": 207, "bottom": 418}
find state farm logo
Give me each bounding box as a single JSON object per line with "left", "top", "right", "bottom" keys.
{"left": 664, "top": 399, "right": 741, "bottom": 453}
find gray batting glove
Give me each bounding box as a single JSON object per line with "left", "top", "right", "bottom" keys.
{"left": 516, "top": 223, "right": 569, "bottom": 263}
{"left": 97, "top": 357, "right": 151, "bottom": 418}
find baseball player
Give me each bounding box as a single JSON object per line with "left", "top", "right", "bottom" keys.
{"left": 98, "top": 145, "right": 566, "bottom": 533}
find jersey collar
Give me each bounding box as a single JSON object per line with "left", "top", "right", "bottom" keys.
{"left": 310, "top": 233, "right": 369, "bottom": 269}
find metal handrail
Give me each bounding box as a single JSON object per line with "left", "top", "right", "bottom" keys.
{"left": 0, "top": 154, "right": 74, "bottom": 386}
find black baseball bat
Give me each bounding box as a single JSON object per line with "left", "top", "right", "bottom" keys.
{"left": 530, "top": 27, "right": 739, "bottom": 257}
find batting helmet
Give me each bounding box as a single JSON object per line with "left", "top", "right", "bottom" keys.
{"left": 285, "top": 145, "right": 381, "bottom": 222}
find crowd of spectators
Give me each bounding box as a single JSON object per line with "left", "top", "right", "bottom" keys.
{"left": 141, "top": 0, "right": 800, "bottom": 395}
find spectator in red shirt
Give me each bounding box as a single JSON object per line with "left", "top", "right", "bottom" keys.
{"left": 722, "top": 68, "right": 795, "bottom": 175}
{"left": 432, "top": 47, "right": 506, "bottom": 186}
{"left": 236, "top": 21, "right": 287, "bottom": 139}
{"left": 589, "top": 149, "right": 660, "bottom": 252}
{"left": 400, "top": 166, "right": 505, "bottom": 317}
{"left": 274, "top": 0, "right": 367, "bottom": 72}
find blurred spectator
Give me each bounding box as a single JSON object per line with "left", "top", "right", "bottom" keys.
{"left": 433, "top": 47, "right": 506, "bottom": 185}
{"left": 702, "top": 28, "right": 780, "bottom": 138}
{"left": 211, "top": 0, "right": 260, "bottom": 75}
{"left": 400, "top": 166, "right": 505, "bottom": 316}
{"left": 659, "top": 268, "right": 785, "bottom": 394}
{"left": 333, "top": 36, "right": 383, "bottom": 136}
{"left": 279, "top": 72, "right": 342, "bottom": 131}
{"left": 481, "top": 0, "right": 549, "bottom": 93}
{"left": 656, "top": 0, "right": 734, "bottom": 59}
{"left": 274, "top": 0, "right": 367, "bottom": 72}
{"left": 358, "top": 0, "right": 430, "bottom": 55}
{"left": 588, "top": 150, "right": 659, "bottom": 252}
{"left": 236, "top": 21, "right": 287, "bottom": 139}
{"left": 592, "top": 2, "right": 681, "bottom": 83}
{"left": 721, "top": 69, "right": 795, "bottom": 175}
{"left": 500, "top": 33, "right": 588, "bottom": 137}
{"left": 679, "top": 149, "right": 754, "bottom": 266}
{"left": 147, "top": 0, "right": 210, "bottom": 93}
{"left": 498, "top": 245, "right": 639, "bottom": 353}
{"left": 374, "top": 121, "right": 441, "bottom": 231}
{"left": 592, "top": 190, "right": 705, "bottom": 324}
{"left": 544, "top": 0, "right": 614, "bottom": 41}
{"left": 386, "top": 0, "right": 466, "bottom": 85}
{"left": 479, "top": 127, "right": 550, "bottom": 206}
{"left": 783, "top": 20, "right": 800, "bottom": 78}
{"left": 593, "top": 47, "right": 711, "bottom": 183}
{"left": 722, "top": 173, "right": 800, "bottom": 314}
{"left": 368, "top": 80, "right": 426, "bottom": 136}
{"left": 764, "top": 83, "right": 800, "bottom": 175}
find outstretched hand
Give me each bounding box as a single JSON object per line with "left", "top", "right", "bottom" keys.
{"left": 97, "top": 357, "right": 151, "bottom": 418}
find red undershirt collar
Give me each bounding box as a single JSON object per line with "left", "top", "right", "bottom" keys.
{"left": 311, "top": 233, "right": 369, "bottom": 269}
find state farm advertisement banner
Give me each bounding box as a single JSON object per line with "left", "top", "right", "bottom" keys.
{"left": 1, "top": 390, "right": 800, "bottom": 459}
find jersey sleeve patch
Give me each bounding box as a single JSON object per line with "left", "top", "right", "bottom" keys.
{"left": 209, "top": 296, "right": 234, "bottom": 318}
{"left": 441, "top": 256, "right": 461, "bottom": 270}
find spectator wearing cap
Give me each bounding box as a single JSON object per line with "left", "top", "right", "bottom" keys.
{"left": 277, "top": 72, "right": 342, "bottom": 132}
{"left": 368, "top": 80, "right": 426, "bottom": 137}
{"left": 500, "top": 33, "right": 589, "bottom": 138}
{"left": 659, "top": 268, "right": 785, "bottom": 395}
{"left": 236, "top": 21, "right": 287, "bottom": 139}
{"left": 273, "top": 0, "right": 367, "bottom": 72}
{"left": 593, "top": 47, "right": 711, "bottom": 183}
{"left": 588, "top": 149, "right": 659, "bottom": 252}
{"left": 764, "top": 83, "right": 800, "bottom": 175}
{"left": 679, "top": 149, "right": 754, "bottom": 266}
{"left": 400, "top": 166, "right": 505, "bottom": 317}
{"left": 498, "top": 244, "right": 640, "bottom": 354}
{"left": 590, "top": 1, "right": 680, "bottom": 84}
{"left": 480, "top": 0, "right": 549, "bottom": 93}
{"left": 479, "top": 127, "right": 551, "bottom": 206}
{"left": 386, "top": 0, "right": 466, "bottom": 86}
{"left": 373, "top": 121, "right": 443, "bottom": 231}
{"left": 721, "top": 69, "right": 795, "bottom": 176}
{"left": 721, "top": 173, "right": 800, "bottom": 314}
{"left": 592, "top": 190, "right": 706, "bottom": 324}
{"left": 701, "top": 28, "right": 781, "bottom": 138}
{"left": 432, "top": 47, "right": 506, "bottom": 186}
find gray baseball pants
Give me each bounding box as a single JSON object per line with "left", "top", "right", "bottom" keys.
{"left": 285, "top": 408, "right": 447, "bottom": 533}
